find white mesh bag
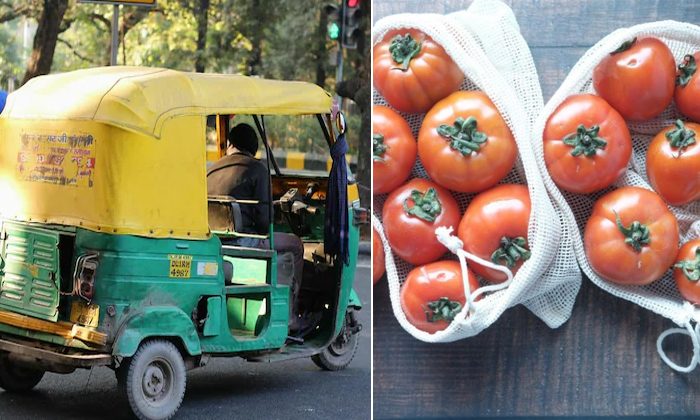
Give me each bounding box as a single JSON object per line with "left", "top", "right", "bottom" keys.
{"left": 532, "top": 21, "right": 700, "bottom": 372}
{"left": 373, "top": 0, "right": 582, "bottom": 343}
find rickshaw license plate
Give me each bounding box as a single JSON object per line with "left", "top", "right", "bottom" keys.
{"left": 70, "top": 301, "right": 99, "bottom": 328}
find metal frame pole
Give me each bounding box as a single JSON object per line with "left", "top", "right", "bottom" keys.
{"left": 335, "top": 1, "right": 345, "bottom": 113}
{"left": 110, "top": 5, "right": 119, "bottom": 66}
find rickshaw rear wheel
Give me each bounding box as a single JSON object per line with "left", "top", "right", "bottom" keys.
{"left": 312, "top": 311, "right": 359, "bottom": 371}
{"left": 117, "top": 340, "right": 186, "bottom": 420}
{"left": 0, "top": 355, "right": 45, "bottom": 393}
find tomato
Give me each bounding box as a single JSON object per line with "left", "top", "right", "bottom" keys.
{"left": 584, "top": 187, "right": 679, "bottom": 285}
{"left": 400, "top": 261, "right": 480, "bottom": 334}
{"left": 673, "top": 239, "right": 700, "bottom": 305}
{"left": 458, "top": 184, "right": 531, "bottom": 283}
{"left": 646, "top": 120, "right": 700, "bottom": 206}
{"left": 543, "top": 94, "right": 632, "bottom": 194}
{"left": 418, "top": 91, "right": 517, "bottom": 193}
{"left": 382, "top": 178, "right": 461, "bottom": 266}
{"left": 373, "top": 28, "right": 464, "bottom": 114}
{"left": 593, "top": 37, "right": 675, "bottom": 121}
{"left": 674, "top": 52, "right": 700, "bottom": 122}
{"left": 373, "top": 227, "right": 385, "bottom": 285}
{"left": 373, "top": 105, "right": 417, "bottom": 195}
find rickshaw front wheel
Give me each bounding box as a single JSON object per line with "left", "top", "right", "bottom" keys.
{"left": 0, "top": 355, "right": 45, "bottom": 393}
{"left": 117, "top": 340, "right": 186, "bottom": 420}
{"left": 311, "top": 311, "right": 360, "bottom": 371}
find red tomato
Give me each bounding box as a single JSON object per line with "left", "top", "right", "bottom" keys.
{"left": 400, "top": 260, "right": 480, "bottom": 334}
{"left": 458, "top": 184, "right": 531, "bottom": 283}
{"left": 382, "top": 178, "right": 461, "bottom": 266}
{"left": 673, "top": 239, "right": 700, "bottom": 305}
{"left": 543, "top": 94, "right": 632, "bottom": 194}
{"left": 373, "top": 227, "right": 385, "bottom": 285}
{"left": 647, "top": 120, "right": 700, "bottom": 206}
{"left": 584, "top": 187, "right": 679, "bottom": 285}
{"left": 593, "top": 37, "right": 675, "bottom": 121}
{"left": 675, "top": 52, "right": 700, "bottom": 122}
{"left": 373, "top": 105, "right": 417, "bottom": 195}
{"left": 418, "top": 91, "right": 517, "bottom": 193}
{"left": 373, "top": 28, "right": 464, "bottom": 114}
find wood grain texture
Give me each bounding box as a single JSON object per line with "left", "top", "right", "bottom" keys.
{"left": 372, "top": 0, "right": 700, "bottom": 418}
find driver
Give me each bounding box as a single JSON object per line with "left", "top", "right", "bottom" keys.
{"left": 207, "top": 123, "right": 304, "bottom": 326}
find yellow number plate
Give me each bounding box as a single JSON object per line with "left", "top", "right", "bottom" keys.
{"left": 70, "top": 301, "right": 99, "bottom": 328}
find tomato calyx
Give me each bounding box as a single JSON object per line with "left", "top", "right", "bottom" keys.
{"left": 436, "top": 116, "right": 488, "bottom": 156}
{"left": 373, "top": 134, "right": 389, "bottom": 163}
{"left": 610, "top": 37, "right": 637, "bottom": 55}
{"left": 389, "top": 33, "right": 423, "bottom": 71}
{"left": 424, "top": 297, "right": 463, "bottom": 323}
{"left": 562, "top": 124, "right": 607, "bottom": 157}
{"left": 665, "top": 120, "right": 697, "bottom": 157}
{"left": 491, "top": 236, "right": 531, "bottom": 268}
{"left": 675, "top": 247, "right": 700, "bottom": 282}
{"left": 403, "top": 188, "right": 442, "bottom": 222}
{"left": 677, "top": 54, "right": 697, "bottom": 87}
{"left": 614, "top": 210, "right": 650, "bottom": 251}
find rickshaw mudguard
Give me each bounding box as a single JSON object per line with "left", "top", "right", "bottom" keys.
{"left": 348, "top": 289, "right": 362, "bottom": 310}
{"left": 112, "top": 306, "right": 201, "bottom": 358}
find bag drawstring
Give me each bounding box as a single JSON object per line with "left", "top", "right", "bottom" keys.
{"left": 656, "top": 302, "right": 700, "bottom": 373}
{"left": 435, "top": 226, "right": 515, "bottom": 323}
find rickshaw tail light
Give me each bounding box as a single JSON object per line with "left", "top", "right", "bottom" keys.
{"left": 352, "top": 207, "right": 369, "bottom": 226}
{"left": 75, "top": 254, "right": 98, "bottom": 301}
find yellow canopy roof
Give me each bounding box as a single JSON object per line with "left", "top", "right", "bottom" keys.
{"left": 3, "top": 66, "right": 333, "bottom": 138}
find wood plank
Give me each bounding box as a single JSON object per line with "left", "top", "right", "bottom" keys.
{"left": 0, "top": 309, "right": 107, "bottom": 346}
{"left": 373, "top": 2, "right": 700, "bottom": 418}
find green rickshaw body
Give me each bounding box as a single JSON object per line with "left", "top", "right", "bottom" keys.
{"left": 0, "top": 67, "right": 363, "bottom": 378}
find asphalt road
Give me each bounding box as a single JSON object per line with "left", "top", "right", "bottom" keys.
{"left": 0, "top": 263, "right": 371, "bottom": 420}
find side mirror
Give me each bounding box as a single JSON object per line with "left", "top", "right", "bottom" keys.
{"left": 335, "top": 111, "right": 346, "bottom": 136}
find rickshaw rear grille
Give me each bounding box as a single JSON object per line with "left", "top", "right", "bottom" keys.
{"left": 0, "top": 222, "right": 60, "bottom": 322}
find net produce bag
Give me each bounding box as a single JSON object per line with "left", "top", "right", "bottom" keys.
{"left": 373, "top": 0, "right": 582, "bottom": 342}
{"left": 532, "top": 20, "right": 700, "bottom": 372}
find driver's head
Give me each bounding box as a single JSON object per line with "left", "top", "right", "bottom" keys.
{"left": 227, "top": 123, "right": 259, "bottom": 156}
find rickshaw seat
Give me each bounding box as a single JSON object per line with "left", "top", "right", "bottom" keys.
{"left": 207, "top": 196, "right": 243, "bottom": 232}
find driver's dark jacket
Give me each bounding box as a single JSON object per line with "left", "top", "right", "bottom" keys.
{"left": 206, "top": 151, "right": 270, "bottom": 234}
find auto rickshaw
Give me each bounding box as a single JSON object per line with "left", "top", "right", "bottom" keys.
{"left": 0, "top": 66, "right": 366, "bottom": 420}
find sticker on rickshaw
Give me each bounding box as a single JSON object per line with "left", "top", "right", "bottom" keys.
{"left": 168, "top": 254, "right": 193, "bottom": 278}
{"left": 16, "top": 132, "right": 96, "bottom": 188}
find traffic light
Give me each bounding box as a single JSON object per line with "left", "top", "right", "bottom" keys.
{"left": 323, "top": 4, "right": 342, "bottom": 41}
{"left": 342, "top": 0, "right": 363, "bottom": 49}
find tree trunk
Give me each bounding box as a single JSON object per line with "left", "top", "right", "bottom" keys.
{"left": 314, "top": 8, "right": 327, "bottom": 88}
{"left": 336, "top": 0, "right": 371, "bottom": 210}
{"left": 245, "top": 0, "right": 263, "bottom": 76}
{"left": 194, "top": 0, "right": 210, "bottom": 72}
{"left": 22, "top": 0, "right": 68, "bottom": 86}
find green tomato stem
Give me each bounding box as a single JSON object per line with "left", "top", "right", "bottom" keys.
{"left": 610, "top": 37, "right": 637, "bottom": 55}
{"left": 403, "top": 187, "right": 442, "bottom": 223}
{"left": 491, "top": 236, "right": 531, "bottom": 268}
{"left": 665, "top": 119, "right": 696, "bottom": 158}
{"left": 614, "top": 210, "right": 650, "bottom": 252}
{"left": 436, "top": 116, "right": 488, "bottom": 156}
{"left": 674, "top": 247, "right": 700, "bottom": 282}
{"left": 562, "top": 124, "right": 607, "bottom": 157}
{"left": 373, "top": 134, "right": 389, "bottom": 163}
{"left": 424, "top": 297, "right": 463, "bottom": 323}
{"left": 389, "top": 33, "right": 423, "bottom": 72}
{"left": 677, "top": 54, "right": 697, "bottom": 87}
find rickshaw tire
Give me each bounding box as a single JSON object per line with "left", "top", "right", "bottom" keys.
{"left": 120, "top": 340, "right": 187, "bottom": 420}
{"left": 311, "top": 311, "right": 360, "bottom": 371}
{"left": 0, "top": 355, "right": 45, "bottom": 393}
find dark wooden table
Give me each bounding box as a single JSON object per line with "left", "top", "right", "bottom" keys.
{"left": 373, "top": 1, "right": 700, "bottom": 418}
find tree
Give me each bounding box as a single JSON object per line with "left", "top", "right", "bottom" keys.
{"left": 22, "top": 0, "right": 68, "bottom": 85}
{"left": 337, "top": 0, "right": 370, "bottom": 209}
